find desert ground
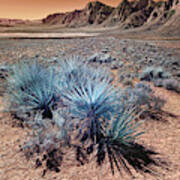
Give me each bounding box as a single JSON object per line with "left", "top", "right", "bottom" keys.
{"left": 0, "top": 34, "right": 180, "bottom": 180}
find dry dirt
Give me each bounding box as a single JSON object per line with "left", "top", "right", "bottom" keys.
{"left": 0, "top": 81, "right": 180, "bottom": 180}
{"left": 0, "top": 37, "right": 180, "bottom": 180}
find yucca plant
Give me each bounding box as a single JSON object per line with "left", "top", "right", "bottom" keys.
{"left": 60, "top": 77, "right": 165, "bottom": 176}
{"left": 56, "top": 61, "right": 165, "bottom": 176}
{"left": 4, "top": 57, "right": 166, "bottom": 177}
{"left": 95, "top": 108, "right": 161, "bottom": 175}
{"left": 56, "top": 56, "right": 113, "bottom": 90}
{"left": 56, "top": 56, "right": 116, "bottom": 144}
{"left": 60, "top": 76, "right": 121, "bottom": 144}
{"left": 5, "top": 60, "right": 57, "bottom": 119}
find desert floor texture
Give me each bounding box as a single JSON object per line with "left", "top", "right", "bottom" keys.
{"left": 0, "top": 36, "right": 180, "bottom": 180}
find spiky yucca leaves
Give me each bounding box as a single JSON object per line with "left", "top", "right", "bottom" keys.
{"left": 6, "top": 61, "right": 57, "bottom": 119}
{"left": 59, "top": 67, "right": 165, "bottom": 176}
{"left": 96, "top": 108, "right": 142, "bottom": 172}
{"left": 95, "top": 108, "right": 165, "bottom": 176}
{"left": 5, "top": 57, "right": 166, "bottom": 177}
{"left": 63, "top": 81, "right": 120, "bottom": 143}
{"left": 56, "top": 56, "right": 115, "bottom": 143}
{"left": 59, "top": 66, "right": 119, "bottom": 144}
{"left": 56, "top": 56, "right": 113, "bottom": 90}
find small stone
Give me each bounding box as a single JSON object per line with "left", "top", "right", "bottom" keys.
{"left": 88, "top": 53, "right": 115, "bottom": 64}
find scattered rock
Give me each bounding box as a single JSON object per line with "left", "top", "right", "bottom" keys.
{"left": 0, "top": 64, "right": 10, "bottom": 79}
{"left": 88, "top": 53, "right": 115, "bottom": 64}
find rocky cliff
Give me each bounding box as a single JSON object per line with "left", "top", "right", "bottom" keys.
{"left": 42, "top": 0, "right": 179, "bottom": 31}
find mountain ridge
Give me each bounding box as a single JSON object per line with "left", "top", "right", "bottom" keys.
{"left": 41, "top": 0, "right": 179, "bottom": 31}
{"left": 42, "top": 1, "right": 115, "bottom": 27}
{"left": 0, "top": 0, "right": 179, "bottom": 36}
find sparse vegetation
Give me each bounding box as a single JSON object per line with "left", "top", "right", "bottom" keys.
{"left": 139, "top": 66, "right": 180, "bottom": 93}
{"left": 3, "top": 56, "right": 166, "bottom": 177}
{"left": 0, "top": 0, "right": 180, "bottom": 176}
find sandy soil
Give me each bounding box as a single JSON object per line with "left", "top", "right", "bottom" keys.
{"left": 0, "top": 37, "right": 180, "bottom": 180}
{"left": 0, "top": 32, "right": 100, "bottom": 39}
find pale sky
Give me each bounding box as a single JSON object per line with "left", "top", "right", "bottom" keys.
{"left": 0, "top": 0, "right": 121, "bottom": 19}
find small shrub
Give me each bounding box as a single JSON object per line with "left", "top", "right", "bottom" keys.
{"left": 139, "top": 66, "right": 170, "bottom": 82}
{"left": 163, "top": 78, "right": 180, "bottom": 93}
{"left": 121, "top": 83, "right": 153, "bottom": 109}
{"left": 95, "top": 108, "right": 163, "bottom": 175}
{"left": 121, "top": 83, "right": 165, "bottom": 120}
{"left": 22, "top": 109, "right": 70, "bottom": 174}
{"left": 5, "top": 60, "right": 57, "bottom": 119}
{"left": 118, "top": 72, "right": 136, "bottom": 87}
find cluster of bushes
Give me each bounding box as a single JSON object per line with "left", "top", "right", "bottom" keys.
{"left": 3, "top": 57, "right": 166, "bottom": 177}
{"left": 139, "top": 66, "right": 180, "bottom": 93}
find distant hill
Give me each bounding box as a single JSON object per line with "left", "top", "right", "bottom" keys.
{"left": 0, "top": 18, "right": 41, "bottom": 27}
{"left": 42, "top": 1, "right": 114, "bottom": 27}
{"left": 0, "top": 18, "right": 29, "bottom": 27}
